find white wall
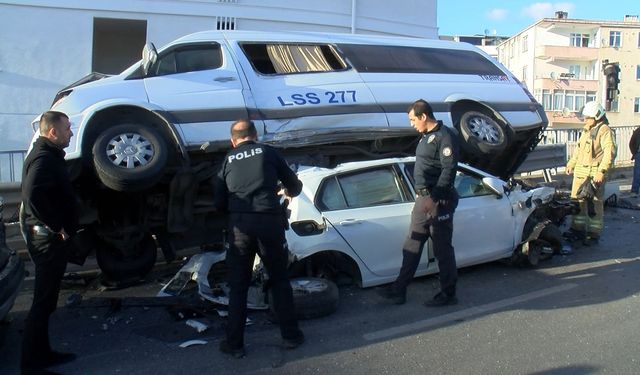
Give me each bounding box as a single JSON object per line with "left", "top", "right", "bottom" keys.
{"left": 0, "top": 0, "right": 437, "bottom": 152}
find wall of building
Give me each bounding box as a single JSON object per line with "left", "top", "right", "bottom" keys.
{"left": 0, "top": 0, "right": 437, "bottom": 152}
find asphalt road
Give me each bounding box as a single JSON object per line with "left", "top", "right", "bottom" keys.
{"left": 1, "top": 195, "right": 640, "bottom": 374}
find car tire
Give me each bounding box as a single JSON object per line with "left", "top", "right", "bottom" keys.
{"left": 269, "top": 277, "right": 339, "bottom": 320}
{"left": 92, "top": 123, "right": 168, "bottom": 192}
{"left": 96, "top": 232, "right": 158, "bottom": 282}
{"left": 458, "top": 111, "right": 508, "bottom": 155}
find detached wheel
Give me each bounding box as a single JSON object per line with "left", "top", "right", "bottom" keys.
{"left": 96, "top": 232, "right": 158, "bottom": 282}
{"left": 269, "top": 277, "right": 339, "bottom": 320}
{"left": 458, "top": 111, "right": 508, "bottom": 155}
{"left": 93, "top": 123, "right": 168, "bottom": 192}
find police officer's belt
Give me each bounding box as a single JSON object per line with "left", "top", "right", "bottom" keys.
{"left": 416, "top": 187, "right": 431, "bottom": 197}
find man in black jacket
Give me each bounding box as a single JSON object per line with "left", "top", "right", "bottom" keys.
{"left": 379, "top": 99, "right": 460, "bottom": 306}
{"left": 20, "top": 110, "right": 79, "bottom": 374}
{"left": 214, "top": 119, "right": 304, "bottom": 358}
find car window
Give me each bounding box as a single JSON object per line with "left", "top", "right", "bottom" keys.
{"left": 240, "top": 43, "right": 347, "bottom": 75}
{"left": 454, "top": 170, "right": 492, "bottom": 198}
{"left": 152, "top": 44, "right": 222, "bottom": 76}
{"left": 318, "top": 177, "right": 347, "bottom": 211}
{"left": 317, "top": 166, "right": 405, "bottom": 211}
{"left": 404, "top": 162, "right": 492, "bottom": 198}
{"left": 337, "top": 44, "right": 504, "bottom": 75}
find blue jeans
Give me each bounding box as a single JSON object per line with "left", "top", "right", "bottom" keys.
{"left": 632, "top": 152, "right": 640, "bottom": 194}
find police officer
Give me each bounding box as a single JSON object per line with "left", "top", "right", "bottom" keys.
{"left": 565, "top": 101, "right": 615, "bottom": 244}
{"left": 214, "top": 119, "right": 304, "bottom": 358}
{"left": 378, "top": 99, "right": 460, "bottom": 306}
{"left": 20, "top": 110, "right": 79, "bottom": 374}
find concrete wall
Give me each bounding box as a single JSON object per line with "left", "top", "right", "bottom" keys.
{"left": 0, "top": 0, "right": 437, "bottom": 152}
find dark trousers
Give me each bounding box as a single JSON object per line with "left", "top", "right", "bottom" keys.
{"left": 21, "top": 233, "right": 68, "bottom": 367}
{"left": 225, "top": 212, "right": 301, "bottom": 348}
{"left": 394, "top": 194, "right": 458, "bottom": 296}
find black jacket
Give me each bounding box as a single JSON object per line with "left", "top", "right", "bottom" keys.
{"left": 21, "top": 137, "right": 79, "bottom": 235}
{"left": 214, "top": 140, "right": 302, "bottom": 213}
{"left": 414, "top": 121, "right": 459, "bottom": 201}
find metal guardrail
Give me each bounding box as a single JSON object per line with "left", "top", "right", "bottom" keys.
{"left": 516, "top": 144, "right": 566, "bottom": 174}
{"left": 0, "top": 150, "right": 27, "bottom": 183}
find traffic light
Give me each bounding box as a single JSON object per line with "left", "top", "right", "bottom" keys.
{"left": 603, "top": 63, "right": 620, "bottom": 102}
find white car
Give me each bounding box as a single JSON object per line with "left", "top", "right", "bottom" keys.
{"left": 285, "top": 157, "right": 564, "bottom": 288}
{"left": 159, "top": 158, "right": 567, "bottom": 318}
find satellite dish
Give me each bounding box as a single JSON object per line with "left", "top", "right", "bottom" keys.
{"left": 562, "top": 107, "right": 571, "bottom": 117}
{"left": 550, "top": 72, "right": 557, "bottom": 80}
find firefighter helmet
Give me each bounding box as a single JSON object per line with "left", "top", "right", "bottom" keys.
{"left": 581, "top": 101, "right": 606, "bottom": 121}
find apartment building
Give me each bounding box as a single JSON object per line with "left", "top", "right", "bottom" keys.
{"left": 497, "top": 12, "right": 640, "bottom": 129}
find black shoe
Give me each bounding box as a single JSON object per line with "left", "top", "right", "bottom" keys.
{"left": 43, "top": 351, "right": 77, "bottom": 367}
{"left": 219, "top": 339, "right": 246, "bottom": 358}
{"left": 423, "top": 292, "right": 458, "bottom": 307}
{"left": 562, "top": 229, "right": 584, "bottom": 242}
{"left": 377, "top": 286, "right": 406, "bottom": 305}
{"left": 282, "top": 332, "right": 305, "bottom": 350}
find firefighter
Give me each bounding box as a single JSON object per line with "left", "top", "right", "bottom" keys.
{"left": 565, "top": 101, "right": 615, "bottom": 244}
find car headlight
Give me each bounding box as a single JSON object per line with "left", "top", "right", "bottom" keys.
{"left": 290, "top": 220, "right": 324, "bottom": 236}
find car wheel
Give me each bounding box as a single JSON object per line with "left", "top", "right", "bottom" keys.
{"left": 269, "top": 277, "right": 339, "bottom": 320}
{"left": 92, "top": 123, "right": 168, "bottom": 192}
{"left": 96, "top": 232, "right": 158, "bottom": 282}
{"left": 458, "top": 111, "right": 508, "bottom": 155}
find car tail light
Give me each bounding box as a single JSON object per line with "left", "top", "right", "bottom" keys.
{"left": 290, "top": 220, "right": 324, "bottom": 236}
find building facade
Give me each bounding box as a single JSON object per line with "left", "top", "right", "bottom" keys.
{"left": 0, "top": 0, "right": 437, "bottom": 152}
{"left": 497, "top": 12, "right": 640, "bottom": 129}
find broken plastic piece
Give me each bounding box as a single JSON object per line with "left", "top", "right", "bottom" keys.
{"left": 179, "top": 339, "right": 208, "bottom": 348}
{"left": 185, "top": 319, "right": 209, "bottom": 333}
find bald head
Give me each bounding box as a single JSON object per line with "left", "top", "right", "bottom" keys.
{"left": 230, "top": 119, "right": 258, "bottom": 147}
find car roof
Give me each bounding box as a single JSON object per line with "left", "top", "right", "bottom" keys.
{"left": 296, "top": 156, "right": 495, "bottom": 193}
{"left": 171, "top": 30, "right": 479, "bottom": 52}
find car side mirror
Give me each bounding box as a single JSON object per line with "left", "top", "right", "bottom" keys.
{"left": 482, "top": 177, "right": 506, "bottom": 198}
{"left": 142, "top": 43, "right": 158, "bottom": 76}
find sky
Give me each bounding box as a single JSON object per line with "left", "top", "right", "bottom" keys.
{"left": 437, "top": 0, "right": 639, "bottom": 36}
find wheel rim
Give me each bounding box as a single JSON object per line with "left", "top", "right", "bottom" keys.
{"left": 466, "top": 115, "right": 504, "bottom": 145}
{"left": 105, "top": 132, "right": 154, "bottom": 168}
{"left": 291, "top": 279, "right": 328, "bottom": 294}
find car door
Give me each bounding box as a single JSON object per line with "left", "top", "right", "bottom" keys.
{"left": 144, "top": 41, "right": 248, "bottom": 146}
{"left": 450, "top": 168, "right": 514, "bottom": 265}
{"left": 319, "top": 164, "right": 425, "bottom": 277}
{"left": 229, "top": 41, "right": 388, "bottom": 136}
{"left": 402, "top": 163, "right": 514, "bottom": 267}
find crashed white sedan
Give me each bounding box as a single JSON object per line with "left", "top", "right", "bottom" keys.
{"left": 160, "top": 157, "right": 566, "bottom": 318}
{"left": 284, "top": 157, "right": 563, "bottom": 288}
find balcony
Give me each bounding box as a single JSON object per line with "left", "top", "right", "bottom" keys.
{"left": 535, "top": 45, "right": 598, "bottom": 61}
{"left": 535, "top": 78, "right": 599, "bottom": 91}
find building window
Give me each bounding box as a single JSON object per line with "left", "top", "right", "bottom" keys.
{"left": 522, "top": 35, "right": 528, "bottom": 52}
{"left": 570, "top": 33, "right": 590, "bottom": 47}
{"left": 635, "top": 97, "right": 640, "bottom": 113}
{"left": 638, "top": 33, "right": 640, "bottom": 48}
{"left": 92, "top": 18, "right": 147, "bottom": 74}
{"left": 522, "top": 65, "right": 527, "bottom": 81}
{"left": 637, "top": 65, "right": 640, "bottom": 80}
{"left": 541, "top": 89, "right": 552, "bottom": 110}
{"left": 609, "top": 31, "right": 621, "bottom": 47}
{"left": 609, "top": 99, "right": 619, "bottom": 112}
{"left": 569, "top": 65, "right": 581, "bottom": 79}
{"left": 216, "top": 16, "right": 236, "bottom": 30}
